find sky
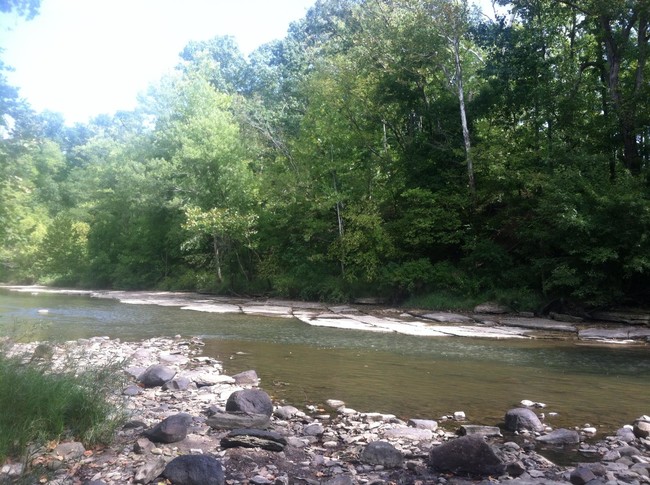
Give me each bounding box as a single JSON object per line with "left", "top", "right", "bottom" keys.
{"left": 0, "top": 0, "right": 317, "bottom": 124}
{"left": 0, "top": 0, "right": 498, "bottom": 125}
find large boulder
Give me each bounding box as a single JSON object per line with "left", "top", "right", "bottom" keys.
{"left": 163, "top": 455, "right": 225, "bottom": 485}
{"left": 360, "top": 441, "right": 404, "bottom": 468}
{"left": 633, "top": 416, "right": 650, "bottom": 438}
{"left": 429, "top": 435, "right": 505, "bottom": 476}
{"left": 138, "top": 364, "right": 176, "bottom": 388}
{"left": 225, "top": 389, "right": 273, "bottom": 416}
{"left": 504, "top": 408, "right": 544, "bottom": 432}
{"left": 144, "top": 413, "right": 192, "bottom": 444}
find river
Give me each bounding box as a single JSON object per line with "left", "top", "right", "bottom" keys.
{"left": 1, "top": 288, "right": 648, "bottom": 433}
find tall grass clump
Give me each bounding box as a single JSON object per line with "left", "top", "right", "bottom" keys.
{"left": 0, "top": 350, "right": 126, "bottom": 463}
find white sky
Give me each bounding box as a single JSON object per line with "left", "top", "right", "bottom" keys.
{"left": 0, "top": 0, "right": 317, "bottom": 124}
{"left": 0, "top": 0, "right": 498, "bottom": 125}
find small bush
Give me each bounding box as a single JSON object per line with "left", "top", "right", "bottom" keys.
{"left": 0, "top": 351, "right": 126, "bottom": 463}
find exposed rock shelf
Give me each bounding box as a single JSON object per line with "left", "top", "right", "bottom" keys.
{"left": 4, "top": 286, "right": 650, "bottom": 344}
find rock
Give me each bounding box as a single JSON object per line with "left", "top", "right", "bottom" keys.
{"left": 225, "top": 389, "right": 273, "bottom": 416}
{"left": 138, "top": 364, "right": 176, "bottom": 388}
{"left": 428, "top": 435, "right": 505, "bottom": 476}
{"left": 506, "top": 461, "right": 526, "bottom": 477}
{"left": 383, "top": 427, "right": 433, "bottom": 441}
{"left": 206, "top": 411, "right": 271, "bottom": 430}
{"left": 144, "top": 413, "right": 192, "bottom": 443}
{"left": 536, "top": 428, "right": 581, "bottom": 445}
{"left": 420, "top": 312, "right": 475, "bottom": 323}
{"left": 303, "top": 423, "right": 324, "bottom": 436}
{"left": 504, "top": 408, "right": 544, "bottom": 432}
{"left": 134, "top": 456, "right": 166, "bottom": 484}
{"left": 220, "top": 428, "right": 287, "bottom": 452}
{"left": 570, "top": 466, "right": 596, "bottom": 485}
{"left": 474, "top": 302, "right": 511, "bottom": 314}
{"left": 634, "top": 418, "right": 650, "bottom": 438}
{"left": 326, "top": 399, "right": 346, "bottom": 409}
{"left": 617, "top": 427, "right": 637, "bottom": 443}
{"left": 54, "top": 441, "right": 85, "bottom": 460}
{"left": 549, "top": 312, "right": 584, "bottom": 323}
{"left": 162, "top": 376, "right": 192, "bottom": 391}
{"left": 408, "top": 418, "right": 438, "bottom": 431}
{"left": 163, "top": 454, "right": 225, "bottom": 485}
{"left": 579, "top": 327, "right": 650, "bottom": 341}
{"left": 499, "top": 317, "right": 577, "bottom": 332}
{"left": 454, "top": 411, "right": 467, "bottom": 421}
{"left": 459, "top": 425, "right": 502, "bottom": 437}
{"left": 133, "top": 437, "right": 154, "bottom": 455}
{"left": 589, "top": 309, "right": 650, "bottom": 325}
{"left": 360, "top": 441, "right": 404, "bottom": 468}
{"left": 232, "top": 369, "right": 260, "bottom": 386}
{"left": 274, "top": 405, "right": 304, "bottom": 419}
{"left": 123, "top": 384, "right": 142, "bottom": 396}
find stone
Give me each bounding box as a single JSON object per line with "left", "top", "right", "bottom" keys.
{"left": 617, "top": 427, "right": 637, "bottom": 443}
{"left": 163, "top": 454, "right": 225, "bottom": 485}
{"left": 220, "top": 428, "right": 287, "bottom": 452}
{"left": 162, "top": 376, "right": 192, "bottom": 391}
{"left": 633, "top": 419, "right": 650, "bottom": 438}
{"left": 144, "top": 413, "right": 192, "bottom": 443}
{"left": 383, "top": 427, "right": 433, "bottom": 441}
{"left": 408, "top": 418, "right": 438, "bottom": 431}
{"left": 134, "top": 456, "right": 166, "bottom": 484}
{"left": 123, "top": 384, "right": 142, "bottom": 396}
{"left": 274, "top": 405, "right": 304, "bottom": 419}
{"left": 138, "top": 364, "right": 176, "bottom": 388}
{"left": 570, "top": 466, "right": 596, "bottom": 485}
{"left": 536, "top": 428, "right": 581, "bottom": 445}
{"left": 206, "top": 411, "right": 271, "bottom": 430}
{"left": 232, "top": 369, "right": 260, "bottom": 385}
{"left": 428, "top": 435, "right": 505, "bottom": 476}
{"left": 459, "top": 425, "right": 502, "bottom": 437}
{"left": 504, "top": 408, "right": 544, "bottom": 432}
{"left": 360, "top": 441, "right": 404, "bottom": 468}
{"left": 473, "top": 302, "right": 511, "bottom": 314}
{"left": 53, "top": 441, "right": 85, "bottom": 460}
{"left": 303, "top": 423, "right": 324, "bottom": 436}
{"left": 499, "top": 317, "right": 577, "bottom": 332}
{"left": 134, "top": 437, "right": 155, "bottom": 455}
{"left": 226, "top": 389, "right": 273, "bottom": 416}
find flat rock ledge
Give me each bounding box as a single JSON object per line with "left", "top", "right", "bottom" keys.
{"left": 2, "top": 336, "right": 649, "bottom": 485}
{"left": 5, "top": 286, "right": 650, "bottom": 344}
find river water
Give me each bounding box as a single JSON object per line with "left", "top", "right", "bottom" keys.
{"left": 1, "top": 289, "right": 648, "bottom": 433}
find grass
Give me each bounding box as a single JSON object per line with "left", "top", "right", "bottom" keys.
{"left": 0, "top": 347, "right": 127, "bottom": 466}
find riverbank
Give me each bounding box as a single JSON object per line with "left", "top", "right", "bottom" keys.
{"left": 1, "top": 335, "right": 648, "bottom": 485}
{"left": 3, "top": 285, "right": 650, "bottom": 344}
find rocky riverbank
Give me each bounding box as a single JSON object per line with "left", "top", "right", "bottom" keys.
{"left": 3, "top": 285, "right": 650, "bottom": 343}
{"left": 1, "top": 336, "right": 648, "bottom": 485}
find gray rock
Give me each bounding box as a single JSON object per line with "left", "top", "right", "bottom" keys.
{"left": 274, "top": 405, "right": 303, "bottom": 420}
{"left": 617, "top": 427, "right": 637, "bottom": 443}
{"left": 360, "top": 441, "right": 404, "bottom": 468}
{"left": 323, "top": 476, "right": 355, "bottom": 485}
{"left": 504, "top": 408, "right": 544, "bottom": 432}
{"left": 226, "top": 389, "right": 273, "bottom": 416}
{"left": 134, "top": 456, "right": 166, "bottom": 484}
{"left": 633, "top": 419, "right": 650, "bottom": 438}
{"left": 134, "top": 437, "right": 155, "bottom": 455}
{"left": 459, "top": 425, "right": 502, "bottom": 437}
{"left": 206, "top": 411, "right": 270, "bottom": 430}
{"left": 500, "top": 317, "right": 577, "bottom": 332}
{"left": 383, "top": 427, "right": 433, "bottom": 440}
{"left": 408, "top": 418, "right": 438, "bottom": 431}
{"left": 232, "top": 369, "right": 260, "bottom": 386}
{"left": 162, "top": 376, "right": 192, "bottom": 391}
{"left": 163, "top": 454, "right": 225, "bottom": 485}
{"left": 420, "top": 312, "right": 475, "bottom": 323}
{"left": 570, "top": 466, "right": 596, "bottom": 485}
{"left": 579, "top": 327, "right": 650, "bottom": 341}
{"left": 536, "top": 428, "right": 581, "bottom": 445}
{"left": 138, "top": 364, "right": 176, "bottom": 388}
{"left": 474, "top": 302, "right": 511, "bottom": 314}
{"left": 220, "top": 428, "right": 287, "bottom": 452}
{"left": 303, "top": 423, "right": 324, "bottom": 436}
{"left": 123, "top": 384, "right": 142, "bottom": 396}
{"left": 144, "top": 413, "right": 192, "bottom": 443}
{"left": 83, "top": 481, "right": 107, "bottom": 485}
{"left": 428, "top": 435, "right": 505, "bottom": 476}
{"left": 53, "top": 441, "right": 85, "bottom": 460}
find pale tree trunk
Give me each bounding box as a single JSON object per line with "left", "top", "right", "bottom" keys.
{"left": 213, "top": 235, "right": 223, "bottom": 284}
{"left": 452, "top": 35, "right": 476, "bottom": 199}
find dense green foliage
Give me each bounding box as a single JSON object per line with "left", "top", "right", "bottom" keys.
{"left": 1, "top": 0, "right": 649, "bottom": 309}
{"left": 0, "top": 350, "right": 125, "bottom": 462}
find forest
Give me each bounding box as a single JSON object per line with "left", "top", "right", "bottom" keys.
{"left": 1, "top": 0, "right": 649, "bottom": 310}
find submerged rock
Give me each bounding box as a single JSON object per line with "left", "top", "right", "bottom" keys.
{"left": 536, "top": 428, "right": 581, "bottom": 445}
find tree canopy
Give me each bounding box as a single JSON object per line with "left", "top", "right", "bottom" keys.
{"left": 1, "top": 0, "right": 649, "bottom": 309}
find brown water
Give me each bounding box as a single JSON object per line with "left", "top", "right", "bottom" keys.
{"left": 1, "top": 289, "right": 648, "bottom": 433}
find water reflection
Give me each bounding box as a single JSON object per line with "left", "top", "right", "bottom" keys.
{"left": 1, "top": 289, "right": 648, "bottom": 431}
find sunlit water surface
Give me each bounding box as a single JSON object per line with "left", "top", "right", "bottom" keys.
{"left": 1, "top": 290, "right": 648, "bottom": 433}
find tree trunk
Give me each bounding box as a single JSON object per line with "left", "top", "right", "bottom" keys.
{"left": 213, "top": 235, "right": 223, "bottom": 284}
{"left": 453, "top": 35, "right": 476, "bottom": 198}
